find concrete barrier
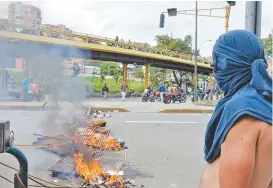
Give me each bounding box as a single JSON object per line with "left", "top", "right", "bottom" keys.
{"left": 91, "top": 107, "right": 130, "bottom": 112}
{"left": 159, "top": 108, "right": 214, "bottom": 114}
{"left": 0, "top": 103, "right": 130, "bottom": 112}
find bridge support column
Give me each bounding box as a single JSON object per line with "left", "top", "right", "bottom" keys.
{"left": 122, "top": 63, "right": 127, "bottom": 82}
{"left": 144, "top": 63, "right": 150, "bottom": 88}
{"left": 209, "top": 73, "right": 213, "bottom": 88}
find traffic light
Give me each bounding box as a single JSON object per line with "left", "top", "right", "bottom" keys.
{"left": 167, "top": 8, "right": 177, "bottom": 16}
{"left": 227, "top": 1, "right": 236, "bottom": 6}
{"left": 159, "top": 13, "right": 165, "bottom": 28}
{"left": 0, "top": 121, "right": 13, "bottom": 153}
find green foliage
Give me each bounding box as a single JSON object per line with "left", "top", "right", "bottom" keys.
{"left": 101, "top": 62, "right": 121, "bottom": 76}
{"left": 135, "top": 67, "right": 144, "bottom": 78}
{"left": 172, "top": 70, "right": 190, "bottom": 87}
{"left": 262, "top": 34, "right": 272, "bottom": 58}
{"left": 150, "top": 67, "right": 168, "bottom": 89}
{"left": 100, "top": 73, "right": 105, "bottom": 83}
{"left": 154, "top": 34, "right": 192, "bottom": 54}
{"left": 154, "top": 34, "right": 193, "bottom": 86}
{"left": 100, "top": 62, "right": 121, "bottom": 85}
{"left": 78, "top": 76, "right": 144, "bottom": 93}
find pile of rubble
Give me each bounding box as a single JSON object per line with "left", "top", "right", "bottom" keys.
{"left": 32, "top": 107, "right": 138, "bottom": 188}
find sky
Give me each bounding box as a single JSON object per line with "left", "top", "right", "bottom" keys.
{"left": 0, "top": 0, "right": 272, "bottom": 57}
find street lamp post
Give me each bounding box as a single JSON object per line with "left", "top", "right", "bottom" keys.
{"left": 245, "top": 1, "right": 262, "bottom": 37}
{"left": 160, "top": 2, "right": 235, "bottom": 102}
{"left": 194, "top": 1, "right": 198, "bottom": 102}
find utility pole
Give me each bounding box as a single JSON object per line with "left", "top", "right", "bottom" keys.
{"left": 245, "top": 1, "right": 262, "bottom": 37}
{"left": 194, "top": 1, "right": 198, "bottom": 102}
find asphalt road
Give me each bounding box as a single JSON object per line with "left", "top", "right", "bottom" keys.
{"left": 0, "top": 110, "right": 211, "bottom": 188}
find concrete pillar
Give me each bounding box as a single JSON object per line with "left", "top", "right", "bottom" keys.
{"left": 144, "top": 63, "right": 150, "bottom": 88}
{"left": 209, "top": 73, "right": 213, "bottom": 88}
{"left": 122, "top": 63, "right": 128, "bottom": 82}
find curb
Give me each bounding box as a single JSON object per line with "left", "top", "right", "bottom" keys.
{"left": 0, "top": 105, "right": 58, "bottom": 111}
{"left": 90, "top": 107, "right": 130, "bottom": 112}
{"left": 0, "top": 104, "right": 130, "bottom": 112}
{"left": 159, "top": 108, "right": 214, "bottom": 113}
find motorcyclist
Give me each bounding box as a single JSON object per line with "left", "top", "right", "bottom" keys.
{"left": 157, "top": 82, "right": 166, "bottom": 102}
{"left": 173, "top": 86, "right": 182, "bottom": 103}
{"left": 146, "top": 84, "right": 153, "bottom": 97}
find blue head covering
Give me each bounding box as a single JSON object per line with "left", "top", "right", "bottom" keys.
{"left": 204, "top": 30, "right": 272, "bottom": 163}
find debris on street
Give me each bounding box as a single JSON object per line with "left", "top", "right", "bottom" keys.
{"left": 32, "top": 106, "right": 138, "bottom": 188}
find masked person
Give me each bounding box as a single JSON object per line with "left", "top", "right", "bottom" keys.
{"left": 200, "top": 30, "right": 272, "bottom": 188}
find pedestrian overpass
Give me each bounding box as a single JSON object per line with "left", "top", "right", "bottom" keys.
{"left": 0, "top": 23, "right": 213, "bottom": 88}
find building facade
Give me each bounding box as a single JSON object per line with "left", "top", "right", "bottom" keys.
{"left": 8, "top": 2, "right": 42, "bottom": 27}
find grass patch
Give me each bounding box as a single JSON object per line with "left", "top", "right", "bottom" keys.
{"left": 7, "top": 70, "right": 145, "bottom": 94}
{"left": 197, "top": 100, "right": 218, "bottom": 106}
{"left": 77, "top": 76, "right": 145, "bottom": 93}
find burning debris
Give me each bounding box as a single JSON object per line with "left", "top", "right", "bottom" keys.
{"left": 32, "top": 107, "right": 137, "bottom": 188}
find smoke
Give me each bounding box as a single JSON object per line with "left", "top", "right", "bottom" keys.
{"left": 23, "top": 44, "right": 87, "bottom": 136}
{"left": 1, "top": 35, "right": 86, "bottom": 138}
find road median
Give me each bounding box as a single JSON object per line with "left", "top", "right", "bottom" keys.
{"left": 159, "top": 108, "right": 214, "bottom": 114}
{"left": 0, "top": 102, "right": 130, "bottom": 112}
{"left": 91, "top": 106, "right": 130, "bottom": 112}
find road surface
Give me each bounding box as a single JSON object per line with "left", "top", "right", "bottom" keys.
{"left": 0, "top": 110, "right": 211, "bottom": 188}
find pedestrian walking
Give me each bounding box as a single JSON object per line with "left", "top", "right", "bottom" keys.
{"left": 157, "top": 82, "right": 166, "bottom": 102}
{"left": 102, "top": 84, "right": 109, "bottom": 99}
{"left": 30, "top": 80, "right": 40, "bottom": 102}
{"left": 120, "top": 81, "right": 128, "bottom": 102}
{"left": 203, "top": 80, "right": 211, "bottom": 100}
{"left": 22, "top": 76, "right": 31, "bottom": 102}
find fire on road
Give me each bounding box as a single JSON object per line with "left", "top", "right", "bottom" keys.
{"left": 0, "top": 110, "right": 210, "bottom": 188}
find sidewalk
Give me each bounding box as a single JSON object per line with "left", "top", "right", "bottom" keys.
{"left": 0, "top": 100, "right": 215, "bottom": 113}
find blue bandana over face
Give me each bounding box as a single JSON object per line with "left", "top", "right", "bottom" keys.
{"left": 204, "top": 30, "right": 272, "bottom": 163}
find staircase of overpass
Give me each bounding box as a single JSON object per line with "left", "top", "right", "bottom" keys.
{"left": 0, "top": 23, "right": 213, "bottom": 87}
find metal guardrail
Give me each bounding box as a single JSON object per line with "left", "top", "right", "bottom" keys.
{"left": 0, "top": 23, "right": 211, "bottom": 65}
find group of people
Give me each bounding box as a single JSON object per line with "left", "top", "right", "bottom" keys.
{"left": 21, "top": 76, "right": 61, "bottom": 110}
{"left": 22, "top": 77, "right": 40, "bottom": 102}
{"left": 97, "top": 81, "right": 128, "bottom": 101}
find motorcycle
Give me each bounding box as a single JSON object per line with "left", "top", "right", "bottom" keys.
{"left": 163, "top": 92, "right": 187, "bottom": 104}
{"left": 142, "top": 90, "right": 155, "bottom": 102}
{"left": 154, "top": 91, "right": 161, "bottom": 101}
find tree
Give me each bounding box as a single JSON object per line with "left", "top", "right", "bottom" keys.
{"left": 154, "top": 34, "right": 192, "bottom": 54}
{"left": 100, "top": 62, "right": 121, "bottom": 85}
{"left": 135, "top": 67, "right": 144, "bottom": 78}
{"left": 100, "top": 73, "right": 105, "bottom": 83}
{"left": 101, "top": 62, "right": 121, "bottom": 76}
{"left": 113, "top": 71, "right": 121, "bottom": 85}
{"left": 150, "top": 67, "right": 168, "bottom": 88}
{"left": 154, "top": 34, "right": 193, "bottom": 86}
{"left": 262, "top": 33, "right": 272, "bottom": 58}
{"left": 172, "top": 70, "right": 189, "bottom": 87}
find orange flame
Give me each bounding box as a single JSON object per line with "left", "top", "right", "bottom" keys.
{"left": 105, "top": 175, "right": 125, "bottom": 187}
{"left": 73, "top": 127, "right": 122, "bottom": 151}
{"left": 74, "top": 153, "right": 124, "bottom": 187}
